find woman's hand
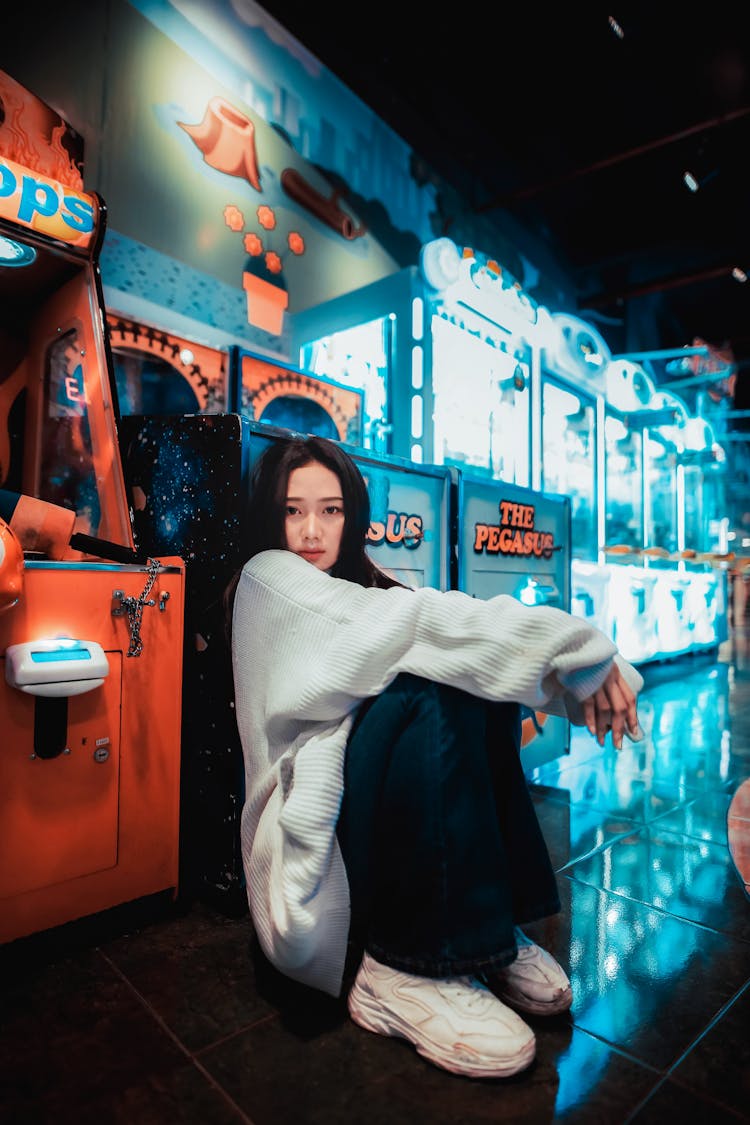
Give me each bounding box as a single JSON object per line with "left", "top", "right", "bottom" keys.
{"left": 581, "top": 663, "right": 643, "bottom": 749}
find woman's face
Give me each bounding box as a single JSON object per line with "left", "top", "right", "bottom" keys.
{"left": 284, "top": 461, "right": 345, "bottom": 572}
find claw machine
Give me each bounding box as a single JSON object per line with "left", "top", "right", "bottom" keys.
{"left": 641, "top": 387, "right": 727, "bottom": 656}
{"left": 291, "top": 237, "right": 540, "bottom": 477}
{"left": 453, "top": 468, "right": 572, "bottom": 770}
{"left": 0, "top": 71, "right": 185, "bottom": 942}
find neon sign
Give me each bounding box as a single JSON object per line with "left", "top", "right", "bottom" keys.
{"left": 367, "top": 511, "right": 423, "bottom": 549}
{"left": 473, "top": 500, "right": 556, "bottom": 558}
{"left": 0, "top": 156, "right": 96, "bottom": 248}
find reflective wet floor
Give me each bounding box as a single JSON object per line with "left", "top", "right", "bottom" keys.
{"left": 2, "top": 631, "right": 749, "bottom": 1124}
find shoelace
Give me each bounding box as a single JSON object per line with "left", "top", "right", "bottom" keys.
{"left": 439, "top": 976, "right": 492, "bottom": 1009}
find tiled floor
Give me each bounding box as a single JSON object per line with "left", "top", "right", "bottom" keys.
{"left": 2, "top": 629, "right": 749, "bottom": 1124}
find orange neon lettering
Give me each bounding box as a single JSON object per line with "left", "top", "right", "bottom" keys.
{"left": 404, "top": 515, "right": 423, "bottom": 549}
{"left": 473, "top": 524, "right": 489, "bottom": 551}
{"left": 367, "top": 520, "right": 385, "bottom": 544}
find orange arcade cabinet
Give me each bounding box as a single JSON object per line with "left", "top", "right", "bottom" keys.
{"left": 0, "top": 71, "right": 186, "bottom": 943}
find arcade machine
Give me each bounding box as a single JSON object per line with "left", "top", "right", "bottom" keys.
{"left": 118, "top": 413, "right": 452, "bottom": 912}
{"left": 640, "top": 387, "right": 727, "bottom": 657}
{"left": 453, "top": 470, "right": 572, "bottom": 770}
{"left": 231, "top": 346, "right": 365, "bottom": 447}
{"left": 537, "top": 311, "right": 610, "bottom": 636}
{"left": 291, "top": 236, "right": 540, "bottom": 478}
{"left": 596, "top": 358, "right": 661, "bottom": 660}
{"left": 0, "top": 71, "right": 185, "bottom": 942}
{"left": 539, "top": 311, "right": 610, "bottom": 560}
{"left": 574, "top": 355, "right": 727, "bottom": 663}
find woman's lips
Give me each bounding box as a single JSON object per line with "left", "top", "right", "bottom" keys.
{"left": 299, "top": 550, "right": 324, "bottom": 560}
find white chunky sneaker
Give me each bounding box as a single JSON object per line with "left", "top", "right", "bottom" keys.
{"left": 347, "top": 951, "right": 536, "bottom": 1078}
{"left": 487, "top": 928, "right": 572, "bottom": 1016}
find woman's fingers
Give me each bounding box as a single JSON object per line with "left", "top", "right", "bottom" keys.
{"left": 608, "top": 668, "right": 643, "bottom": 741}
{"left": 582, "top": 665, "right": 643, "bottom": 750}
{"left": 582, "top": 696, "right": 597, "bottom": 740}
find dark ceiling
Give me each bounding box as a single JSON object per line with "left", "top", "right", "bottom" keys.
{"left": 260, "top": 2, "right": 750, "bottom": 401}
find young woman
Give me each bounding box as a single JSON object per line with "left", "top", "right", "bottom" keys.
{"left": 226, "top": 434, "right": 643, "bottom": 1080}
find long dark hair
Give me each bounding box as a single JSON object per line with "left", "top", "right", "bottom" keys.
{"left": 224, "top": 435, "right": 403, "bottom": 635}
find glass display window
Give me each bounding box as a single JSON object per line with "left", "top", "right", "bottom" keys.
{"left": 430, "top": 315, "right": 530, "bottom": 486}
{"left": 684, "top": 457, "right": 728, "bottom": 554}
{"left": 683, "top": 463, "right": 703, "bottom": 552}
{"left": 39, "top": 324, "right": 102, "bottom": 533}
{"left": 541, "top": 379, "right": 597, "bottom": 559}
{"left": 644, "top": 431, "right": 678, "bottom": 553}
{"left": 702, "top": 462, "right": 729, "bottom": 554}
{"left": 298, "top": 316, "right": 390, "bottom": 450}
{"left": 604, "top": 412, "right": 643, "bottom": 550}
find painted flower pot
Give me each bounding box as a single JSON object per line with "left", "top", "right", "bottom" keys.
{"left": 242, "top": 271, "right": 289, "bottom": 335}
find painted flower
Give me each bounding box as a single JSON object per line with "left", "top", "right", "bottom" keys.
{"left": 223, "top": 204, "right": 244, "bottom": 232}
{"left": 236, "top": 204, "right": 305, "bottom": 294}
{"left": 257, "top": 205, "right": 276, "bottom": 231}
{"left": 243, "top": 232, "right": 263, "bottom": 256}
{"left": 288, "top": 231, "right": 305, "bottom": 255}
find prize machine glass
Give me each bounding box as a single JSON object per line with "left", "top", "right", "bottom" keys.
{"left": 297, "top": 315, "right": 391, "bottom": 451}
{"left": 645, "top": 390, "right": 725, "bottom": 656}
{"left": 540, "top": 380, "right": 596, "bottom": 555}
{"left": 598, "top": 359, "right": 660, "bottom": 662}
{"left": 603, "top": 415, "right": 643, "bottom": 552}
{"left": 292, "top": 238, "right": 539, "bottom": 468}
{"left": 681, "top": 414, "right": 729, "bottom": 645}
{"left": 0, "top": 228, "right": 133, "bottom": 549}
{"left": 0, "top": 73, "right": 185, "bottom": 942}
{"left": 681, "top": 414, "right": 729, "bottom": 556}
{"left": 538, "top": 312, "right": 611, "bottom": 637}
{"left": 602, "top": 359, "right": 655, "bottom": 557}
{"left": 430, "top": 315, "right": 531, "bottom": 486}
{"left": 420, "top": 240, "right": 537, "bottom": 485}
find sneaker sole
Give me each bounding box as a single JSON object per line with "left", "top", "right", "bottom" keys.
{"left": 493, "top": 984, "right": 573, "bottom": 1017}
{"left": 348, "top": 985, "right": 536, "bottom": 1079}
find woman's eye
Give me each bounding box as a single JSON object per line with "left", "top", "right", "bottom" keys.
{"left": 285, "top": 505, "right": 300, "bottom": 516}
{"left": 324, "top": 505, "right": 343, "bottom": 515}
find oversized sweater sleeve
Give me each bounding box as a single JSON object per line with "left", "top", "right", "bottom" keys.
{"left": 244, "top": 550, "right": 643, "bottom": 724}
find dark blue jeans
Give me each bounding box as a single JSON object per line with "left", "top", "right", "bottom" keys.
{"left": 336, "top": 673, "right": 561, "bottom": 978}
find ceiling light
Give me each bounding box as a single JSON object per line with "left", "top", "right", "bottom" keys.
{"left": 731, "top": 267, "right": 747, "bottom": 283}
{"left": 682, "top": 166, "right": 719, "bottom": 193}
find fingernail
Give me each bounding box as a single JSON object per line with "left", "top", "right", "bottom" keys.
{"left": 627, "top": 724, "right": 645, "bottom": 743}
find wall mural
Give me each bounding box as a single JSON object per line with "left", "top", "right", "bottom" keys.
{"left": 175, "top": 91, "right": 366, "bottom": 336}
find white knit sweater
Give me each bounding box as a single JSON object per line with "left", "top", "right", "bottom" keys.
{"left": 231, "top": 549, "right": 643, "bottom": 996}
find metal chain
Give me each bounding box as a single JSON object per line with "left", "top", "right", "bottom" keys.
{"left": 121, "top": 557, "right": 162, "bottom": 657}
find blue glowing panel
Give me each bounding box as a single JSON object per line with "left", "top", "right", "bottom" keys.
{"left": 31, "top": 649, "right": 90, "bottom": 663}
